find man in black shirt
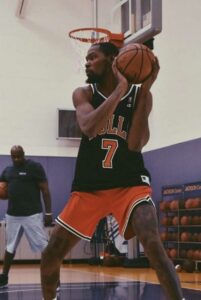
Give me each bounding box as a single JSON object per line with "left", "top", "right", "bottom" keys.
{"left": 0, "top": 145, "right": 53, "bottom": 288}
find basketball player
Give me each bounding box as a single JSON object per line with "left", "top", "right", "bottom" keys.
{"left": 41, "top": 42, "right": 185, "bottom": 300}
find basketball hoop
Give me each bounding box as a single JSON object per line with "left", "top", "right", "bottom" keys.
{"left": 69, "top": 27, "right": 112, "bottom": 44}
{"left": 68, "top": 27, "right": 124, "bottom": 74}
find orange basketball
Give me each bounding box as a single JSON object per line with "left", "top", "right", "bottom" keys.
{"left": 180, "top": 232, "right": 191, "bottom": 242}
{"left": 116, "top": 43, "right": 155, "bottom": 84}
{"left": 180, "top": 215, "right": 191, "bottom": 226}
{"left": 160, "top": 231, "right": 168, "bottom": 241}
{"left": 169, "top": 248, "right": 177, "bottom": 259}
{"left": 186, "top": 249, "right": 194, "bottom": 259}
{"left": 161, "top": 216, "right": 172, "bottom": 226}
{"left": 170, "top": 200, "right": 179, "bottom": 211}
{"left": 172, "top": 216, "right": 179, "bottom": 226}
{"left": 185, "top": 198, "right": 193, "bottom": 209}
{"left": 0, "top": 182, "right": 8, "bottom": 199}
{"left": 191, "top": 197, "right": 201, "bottom": 208}
{"left": 193, "top": 250, "right": 200, "bottom": 260}
{"left": 159, "top": 201, "right": 166, "bottom": 212}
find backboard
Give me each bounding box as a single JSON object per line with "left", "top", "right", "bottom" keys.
{"left": 95, "top": 0, "right": 162, "bottom": 45}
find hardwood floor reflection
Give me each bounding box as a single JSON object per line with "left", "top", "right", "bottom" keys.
{"left": 5, "top": 263, "right": 201, "bottom": 291}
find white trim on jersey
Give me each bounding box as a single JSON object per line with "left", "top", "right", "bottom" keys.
{"left": 93, "top": 83, "right": 136, "bottom": 101}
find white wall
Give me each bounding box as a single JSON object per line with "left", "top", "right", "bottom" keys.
{"left": 0, "top": 0, "right": 201, "bottom": 156}
{"left": 146, "top": 0, "right": 201, "bottom": 151}
{"left": 0, "top": 0, "right": 92, "bottom": 157}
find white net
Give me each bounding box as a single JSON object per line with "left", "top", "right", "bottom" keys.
{"left": 69, "top": 28, "right": 110, "bottom": 74}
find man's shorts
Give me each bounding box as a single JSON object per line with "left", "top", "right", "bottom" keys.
{"left": 5, "top": 213, "right": 48, "bottom": 254}
{"left": 56, "top": 185, "right": 154, "bottom": 241}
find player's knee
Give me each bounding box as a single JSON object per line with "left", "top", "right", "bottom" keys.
{"left": 142, "top": 234, "right": 168, "bottom": 266}
{"left": 141, "top": 232, "right": 161, "bottom": 254}
{"left": 42, "top": 240, "right": 62, "bottom": 264}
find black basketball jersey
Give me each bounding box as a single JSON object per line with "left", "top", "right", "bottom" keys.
{"left": 72, "top": 84, "right": 151, "bottom": 192}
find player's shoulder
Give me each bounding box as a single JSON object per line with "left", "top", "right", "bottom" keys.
{"left": 73, "top": 85, "right": 93, "bottom": 105}
{"left": 1, "top": 165, "right": 12, "bottom": 174}
{"left": 26, "top": 159, "right": 43, "bottom": 169}
{"left": 73, "top": 85, "right": 93, "bottom": 96}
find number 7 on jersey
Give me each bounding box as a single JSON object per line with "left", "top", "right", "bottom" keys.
{"left": 101, "top": 139, "right": 119, "bottom": 169}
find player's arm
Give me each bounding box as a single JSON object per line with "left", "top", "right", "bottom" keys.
{"left": 73, "top": 72, "right": 128, "bottom": 138}
{"left": 127, "top": 57, "right": 160, "bottom": 151}
{"left": 127, "top": 89, "right": 152, "bottom": 151}
{"left": 39, "top": 181, "right": 53, "bottom": 226}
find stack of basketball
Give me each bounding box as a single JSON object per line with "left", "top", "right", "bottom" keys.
{"left": 160, "top": 197, "right": 201, "bottom": 274}
{"left": 184, "top": 197, "right": 201, "bottom": 209}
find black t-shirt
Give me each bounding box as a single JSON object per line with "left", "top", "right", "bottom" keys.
{"left": 0, "top": 159, "right": 47, "bottom": 216}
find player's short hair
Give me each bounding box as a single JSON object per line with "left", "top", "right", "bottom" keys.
{"left": 10, "top": 145, "right": 24, "bottom": 155}
{"left": 94, "top": 42, "right": 119, "bottom": 57}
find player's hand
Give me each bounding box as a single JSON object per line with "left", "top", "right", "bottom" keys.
{"left": 44, "top": 214, "right": 53, "bottom": 227}
{"left": 141, "top": 56, "right": 160, "bottom": 91}
{"left": 112, "top": 58, "right": 128, "bottom": 91}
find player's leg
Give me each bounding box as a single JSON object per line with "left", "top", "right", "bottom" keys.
{"left": 130, "top": 202, "right": 184, "bottom": 300}
{"left": 41, "top": 190, "right": 109, "bottom": 299}
{"left": 23, "top": 213, "right": 48, "bottom": 252}
{"left": 0, "top": 215, "right": 24, "bottom": 288}
{"left": 0, "top": 251, "right": 15, "bottom": 288}
{"left": 41, "top": 224, "right": 80, "bottom": 300}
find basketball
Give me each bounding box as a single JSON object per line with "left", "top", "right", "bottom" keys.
{"left": 169, "top": 248, "right": 177, "bottom": 259}
{"left": 103, "top": 255, "right": 118, "bottom": 267}
{"left": 116, "top": 43, "right": 155, "bottom": 84}
{"left": 0, "top": 182, "right": 8, "bottom": 199}
{"left": 182, "top": 259, "right": 195, "bottom": 273}
{"left": 170, "top": 199, "right": 179, "bottom": 211}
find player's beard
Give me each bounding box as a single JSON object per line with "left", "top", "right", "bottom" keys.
{"left": 86, "top": 73, "right": 102, "bottom": 84}
{"left": 13, "top": 160, "right": 24, "bottom": 167}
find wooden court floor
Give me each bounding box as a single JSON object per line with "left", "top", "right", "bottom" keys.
{"left": 0, "top": 263, "right": 200, "bottom": 299}
{"left": 4, "top": 263, "right": 201, "bottom": 290}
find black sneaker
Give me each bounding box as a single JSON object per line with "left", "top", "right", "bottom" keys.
{"left": 0, "top": 274, "right": 8, "bottom": 288}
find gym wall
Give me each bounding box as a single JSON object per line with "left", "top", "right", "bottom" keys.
{"left": 0, "top": 1, "right": 201, "bottom": 218}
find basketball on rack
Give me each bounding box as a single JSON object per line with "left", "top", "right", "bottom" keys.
{"left": 182, "top": 259, "right": 195, "bottom": 273}
{"left": 0, "top": 182, "right": 8, "bottom": 199}
{"left": 116, "top": 43, "right": 155, "bottom": 84}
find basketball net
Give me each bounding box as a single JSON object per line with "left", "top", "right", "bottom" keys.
{"left": 68, "top": 28, "right": 124, "bottom": 74}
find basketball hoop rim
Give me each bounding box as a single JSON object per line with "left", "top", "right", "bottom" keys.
{"left": 68, "top": 27, "right": 124, "bottom": 44}
{"left": 68, "top": 27, "right": 112, "bottom": 43}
